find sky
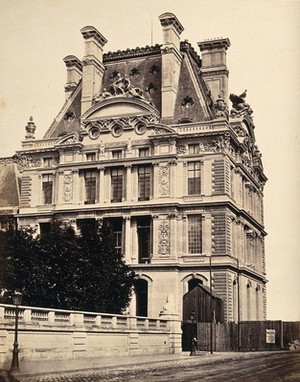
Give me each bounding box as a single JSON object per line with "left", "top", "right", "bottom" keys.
{"left": 0, "top": 0, "right": 299, "bottom": 321}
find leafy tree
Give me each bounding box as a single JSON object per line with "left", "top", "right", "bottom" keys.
{"left": 0, "top": 226, "right": 44, "bottom": 305}
{"left": 78, "top": 221, "right": 135, "bottom": 313}
{"left": 0, "top": 220, "right": 135, "bottom": 313}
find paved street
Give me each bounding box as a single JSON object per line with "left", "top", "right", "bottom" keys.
{"left": 15, "top": 352, "right": 300, "bottom": 382}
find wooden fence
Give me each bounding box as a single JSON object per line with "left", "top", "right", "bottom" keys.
{"left": 183, "top": 320, "right": 300, "bottom": 352}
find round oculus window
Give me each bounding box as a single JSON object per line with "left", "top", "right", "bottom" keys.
{"left": 135, "top": 122, "right": 147, "bottom": 135}
{"left": 112, "top": 124, "right": 123, "bottom": 137}
{"left": 89, "top": 127, "right": 100, "bottom": 139}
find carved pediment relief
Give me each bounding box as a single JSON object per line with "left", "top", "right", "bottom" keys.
{"left": 151, "top": 124, "right": 176, "bottom": 136}
{"left": 55, "top": 133, "right": 83, "bottom": 147}
{"left": 81, "top": 97, "right": 160, "bottom": 141}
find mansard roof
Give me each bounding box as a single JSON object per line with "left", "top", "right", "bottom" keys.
{"left": 44, "top": 41, "right": 214, "bottom": 139}
{"left": 44, "top": 84, "right": 82, "bottom": 139}
{"left": 0, "top": 162, "right": 20, "bottom": 208}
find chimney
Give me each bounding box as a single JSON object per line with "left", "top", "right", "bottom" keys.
{"left": 63, "top": 55, "right": 82, "bottom": 99}
{"left": 197, "top": 38, "right": 231, "bottom": 103}
{"left": 159, "top": 13, "right": 184, "bottom": 119}
{"left": 80, "top": 26, "right": 107, "bottom": 114}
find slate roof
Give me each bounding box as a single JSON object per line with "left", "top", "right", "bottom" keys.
{"left": 0, "top": 162, "right": 20, "bottom": 208}
{"left": 45, "top": 41, "right": 213, "bottom": 138}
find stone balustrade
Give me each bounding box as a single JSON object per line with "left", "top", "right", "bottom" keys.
{"left": 0, "top": 304, "right": 181, "bottom": 371}
{"left": 0, "top": 304, "right": 169, "bottom": 331}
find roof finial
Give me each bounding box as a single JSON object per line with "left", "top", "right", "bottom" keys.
{"left": 25, "top": 116, "right": 36, "bottom": 139}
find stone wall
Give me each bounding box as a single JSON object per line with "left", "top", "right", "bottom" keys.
{"left": 0, "top": 304, "right": 182, "bottom": 371}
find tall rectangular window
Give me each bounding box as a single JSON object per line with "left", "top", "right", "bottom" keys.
{"left": 111, "top": 168, "right": 123, "bottom": 202}
{"left": 188, "top": 215, "right": 202, "bottom": 254}
{"left": 104, "top": 218, "right": 123, "bottom": 254}
{"left": 188, "top": 162, "right": 201, "bottom": 195}
{"left": 138, "top": 166, "right": 151, "bottom": 201}
{"left": 112, "top": 150, "right": 122, "bottom": 159}
{"left": 86, "top": 152, "right": 96, "bottom": 162}
{"left": 112, "top": 218, "right": 123, "bottom": 254}
{"left": 137, "top": 216, "right": 151, "bottom": 263}
{"left": 43, "top": 157, "right": 52, "bottom": 167}
{"left": 139, "top": 148, "right": 150, "bottom": 157}
{"left": 188, "top": 144, "right": 200, "bottom": 155}
{"left": 84, "top": 170, "right": 97, "bottom": 204}
{"left": 42, "top": 174, "right": 53, "bottom": 204}
{"left": 39, "top": 222, "right": 51, "bottom": 236}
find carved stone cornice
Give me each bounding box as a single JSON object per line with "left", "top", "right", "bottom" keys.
{"left": 10, "top": 153, "right": 42, "bottom": 168}
{"left": 201, "top": 69, "right": 229, "bottom": 77}
{"left": 103, "top": 44, "right": 161, "bottom": 62}
{"left": 198, "top": 38, "right": 231, "bottom": 52}
{"left": 159, "top": 12, "right": 184, "bottom": 35}
{"left": 63, "top": 55, "right": 83, "bottom": 71}
{"left": 80, "top": 26, "right": 107, "bottom": 47}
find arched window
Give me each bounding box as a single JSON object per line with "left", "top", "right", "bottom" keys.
{"left": 188, "top": 278, "right": 203, "bottom": 292}
{"left": 135, "top": 279, "right": 148, "bottom": 317}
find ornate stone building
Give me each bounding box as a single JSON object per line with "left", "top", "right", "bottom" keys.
{"left": 2, "top": 13, "right": 267, "bottom": 321}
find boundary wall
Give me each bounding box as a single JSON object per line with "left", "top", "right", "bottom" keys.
{"left": 0, "top": 304, "right": 182, "bottom": 371}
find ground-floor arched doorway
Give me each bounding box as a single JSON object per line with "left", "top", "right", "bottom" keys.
{"left": 135, "top": 278, "right": 148, "bottom": 317}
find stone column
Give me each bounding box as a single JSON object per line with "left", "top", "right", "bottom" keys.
{"left": 98, "top": 167, "right": 104, "bottom": 204}
{"left": 72, "top": 169, "right": 79, "bottom": 205}
{"left": 202, "top": 213, "right": 212, "bottom": 255}
{"left": 131, "top": 219, "right": 138, "bottom": 263}
{"left": 168, "top": 213, "right": 177, "bottom": 260}
{"left": 56, "top": 171, "right": 64, "bottom": 205}
{"left": 169, "top": 160, "right": 177, "bottom": 198}
{"left": 103, "top": 169, "right": 110, "bottom": 203}
{"left": 202, "top": 159, "right": 212, "bottom": 196}
{"left": 131, "top": 166, "right": 138, "bottom": 202}
{"left": 151, "top": 215, "right": 159, "bottom": 261}
{"left": 182, "top": 215, "right": 188, "bottom": 256}
{"left": 152, "top": 161, "right": 160, "bottom": 199}
{"left": 124, "top": 216, "right": 132, "bottom": 263}
{"left": 125, "top": 165, "right": 132, "bottom": 202}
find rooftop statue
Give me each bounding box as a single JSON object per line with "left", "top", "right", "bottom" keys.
{"left": 229, "top": 90, "right": 253, "bottom": 118}
{"left": 93, "top": 73, "right": 148, "bottom": 103}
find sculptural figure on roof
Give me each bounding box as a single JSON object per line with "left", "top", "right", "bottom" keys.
{"left": 93, "top": 73, "right": 147, "bottom": 103}
{"left": 229, "top": 90, "right": 253, "bottom": 118}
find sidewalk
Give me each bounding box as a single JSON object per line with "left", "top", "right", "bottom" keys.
{"left": 0, "top": 350, "right": 286, "bottom": 381}
{"left": 1, "top": 352, "right": 191, "bottom": 380}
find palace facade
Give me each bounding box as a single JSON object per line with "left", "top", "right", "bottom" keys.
{"left": 0, "top": 13, "right": 267, "bottom": 321}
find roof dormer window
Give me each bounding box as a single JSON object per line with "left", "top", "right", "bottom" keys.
{"left": 182, "top": 96, "right": 195, "bottom": 109}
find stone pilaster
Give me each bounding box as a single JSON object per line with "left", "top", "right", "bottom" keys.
{"left": 124, "top": 216, "right": 132, "bottom": 263}
{"left": 98, "top": 167, "right": 104, "bottom": 204}
{"left": 202, "top": 213, "right": 212, "bottom": 255}
{"left": 125, "top": 165, "right": 132, "bottom": 201}
{"left": 72, "top": 169, "right": 79, "bottom": 205}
